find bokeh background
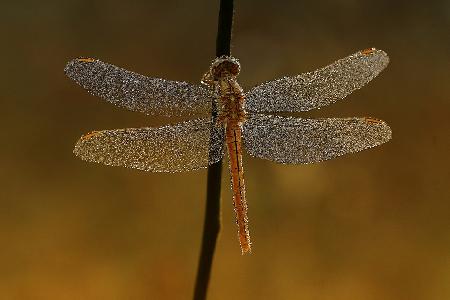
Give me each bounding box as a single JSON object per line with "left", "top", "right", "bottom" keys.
{"left": 1, "top": 0, "right": 449, "bottom": 299}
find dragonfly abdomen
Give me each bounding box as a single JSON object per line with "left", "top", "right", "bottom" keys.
{"left": 225, "top": 122, "right": 251, "bottom": 254}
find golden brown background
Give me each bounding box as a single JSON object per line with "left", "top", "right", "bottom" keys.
{"left": 1, "top": 0, "right": 449, "bottom": 299}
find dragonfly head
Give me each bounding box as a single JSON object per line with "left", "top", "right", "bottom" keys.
{"left": 202, "top": 56, "right": 241, "bottom": 85}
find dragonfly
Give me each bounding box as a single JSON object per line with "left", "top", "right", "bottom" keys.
{"left": 65, "top": 48, "right": 392, "bottom": 254}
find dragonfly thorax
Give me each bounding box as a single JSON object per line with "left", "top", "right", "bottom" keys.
{"left": 216, "top": 77, "right": 246, "bottom": 125}
{"left": 201, "top": 56, "right": 246, "bottom": 125}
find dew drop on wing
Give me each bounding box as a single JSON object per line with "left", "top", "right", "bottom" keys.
{"left": 245, "top": 49, "right": 389, "bottom": 113}
{"left": 242, "top": 113, "right": 392, "bottom": 164}
{"left": 73, "top": 118, "right": 225, "bottom": 173}
{"left": 64, "top": 58, "right": 215, "bottom": 117}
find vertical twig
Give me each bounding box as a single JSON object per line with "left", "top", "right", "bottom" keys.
{"left": 215, "top": 0, "right": 234, "bottom": 57}
{"left": 193, "top": 1, "right": 234, "bottom": 300}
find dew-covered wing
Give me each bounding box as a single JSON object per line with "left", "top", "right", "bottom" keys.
{"left": 245, "top": 49, "right": 389, "bottom": 113}
{"left": 243, "top": 114, "right": 391, "bottom": 164}
{"left": 65, "top": 58, "right": 214, "bottom": 117}
{"left": 74, "top": 119, "right": 224, "bottom": 172}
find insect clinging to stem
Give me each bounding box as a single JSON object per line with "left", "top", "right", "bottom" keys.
{"left": 65, "top": 47, "right": 392, "bottom": 254}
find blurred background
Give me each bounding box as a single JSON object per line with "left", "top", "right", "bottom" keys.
{"left": 1, "top": 0, "right": 449, "bottom": 299}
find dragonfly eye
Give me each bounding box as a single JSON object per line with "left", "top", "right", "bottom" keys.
{"left": 211, "top": 56, "right": 241, "bottom": 79}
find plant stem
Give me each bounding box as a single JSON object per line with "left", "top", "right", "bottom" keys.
{"left": 193, "top": 162, "right": 222, "bottom": 300}
{"left": 193, "top": 1, "right": 234, "bottom": 300}
{"left": 215, "top": 0, "right": 234, "bottom": 57}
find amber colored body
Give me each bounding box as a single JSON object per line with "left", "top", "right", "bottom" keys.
{"left": 203, "top": 56, "right": 251, "bottom": 254}
{"left": 219, "top": 78, "right": 251, "bottom": 253}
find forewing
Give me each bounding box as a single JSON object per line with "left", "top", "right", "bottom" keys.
{"left": 243, "top": 114, "right": 391, "bottom": 164}
{"left": 65, "top": 58, "right": 214, "bottom": 117}
{"left": 245, "top": 49, "right": 389, "bottom": 113}
{"left": 74, "top": 118, "right": 224, "bottom": 172}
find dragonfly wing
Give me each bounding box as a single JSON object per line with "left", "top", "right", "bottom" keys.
{"left": 65, "top": 58, "right": 214, "bottom": 117}
{"left": 243, "top": 114, "right": 391, "bottom": 164}
{"left": 245, "top": 49, "right": 389, "bottom": 113}
{"left": 74, "top": 118, "right": 224, "bottom": 172}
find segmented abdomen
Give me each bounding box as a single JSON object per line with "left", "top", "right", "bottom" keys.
{"left": 225, "top": 122, "right": 251, "bottom": 254}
